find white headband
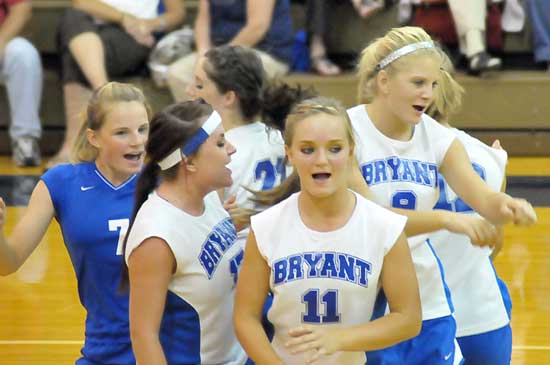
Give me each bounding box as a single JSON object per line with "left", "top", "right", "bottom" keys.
{"left": 376, "top": 41, "right": 435, "bottom": 71}
{"left": 157, "top": 111, "right": 222, "bottom": 171}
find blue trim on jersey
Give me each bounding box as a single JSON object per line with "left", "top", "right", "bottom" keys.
{"left": 160, "top": 291, "right": 201, "bottom": 364}
{"left": 490, "top": 258, "right": 512, "bottom": 319}
{"left": 426, "top": 239, "right": 454, "bottom": 313}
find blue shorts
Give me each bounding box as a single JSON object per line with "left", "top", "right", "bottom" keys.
{"left": 457, "top": 324, "right": 512, "bottom": 365}
{"left": 366, "top": 315, "right": 457, "bottom": 365}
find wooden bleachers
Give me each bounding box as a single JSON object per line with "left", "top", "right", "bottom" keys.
{"left": 0, "top": 0, "right": 548, "bottom": 156}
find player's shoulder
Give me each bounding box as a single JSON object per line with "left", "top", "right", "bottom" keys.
{"left": 41, "top": 162, "right": 93, "bottom": 186}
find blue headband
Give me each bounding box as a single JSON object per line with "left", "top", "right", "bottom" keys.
{"left": 157, "top": 111, "right": 222, "bottom": 170}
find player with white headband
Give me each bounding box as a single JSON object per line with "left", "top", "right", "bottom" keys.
{"left": 121, "top": 100, "right": 247, "bottom": 365}
{"left": 347, "top": 26, "right": 537, "bottom": 365}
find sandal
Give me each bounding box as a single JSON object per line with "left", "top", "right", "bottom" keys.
{"left": 311, "top": 55, "right": 342, "bottom": 76}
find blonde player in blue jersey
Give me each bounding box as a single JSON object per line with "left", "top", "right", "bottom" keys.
{"left": 122, "top": 100, "right": 247, "bottom": 364}
{"left": 234, "top": 97, "right": 422, "bottom": 365}
{"left": 0, "top": 82, "right": 151, "bottom": 365}
{"left": 427, "top": 54, "right": 513, "bottom": 365}
{"left": 347, "top": 26, "right": 537, "bottom": 365}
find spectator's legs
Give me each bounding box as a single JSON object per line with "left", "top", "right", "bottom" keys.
{"left": 1, "top": 37, "right": 42, "bottom": 140}
{"left": 52, "top": 8, "right": 150, "bottom": 168}
{"left": 68, "top": 32, "right": 109, "bottom": 89}
{"left": 526, "top": 0, "right": 550, "bottom": 67}
{"left": 307, "top": 0, "right": 341, "bottom": 75}
{"left": 0, "top": 37, "right": 42, "bottom": 166}
{"left": 447, "top": 0, "right": 500, "bottom": 73}
{"left": 167, "top": 52, "right": 198, "bottom": 102}
{"left": 57, "top": 82, "right": 93, "bottom": 163}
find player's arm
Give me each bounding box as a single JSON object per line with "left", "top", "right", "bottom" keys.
{"left": 0, "top": 181, "right": 55, "bottom": 275}
{"left": 234, "top": 229, "right": 283, "bottom": 365}
{"left": 491, "top": 177, "right": 507, "bottom": 260}
{"left": 285, "top": 233, "right": 421, "bottom": 360}
{"left": 128, "top": 237, "right": 176, "bottom": 365}
{"left": 348, "top": 157, "right": 495, "bottom": 244}
{"left": 440, "top": 139, "right": 536, "bottom": 226}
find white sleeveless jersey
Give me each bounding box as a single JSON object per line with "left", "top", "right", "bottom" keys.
{"left": 430, "top": 128, "right": 510, "bottom": 337}
{"left": 251, "top": 192, "right": 407, "bottom": 365}
{"left": 347, "top": 104, "right": 456, "bottom": 320}
{"left": 224, "top": 122, "right": 290, "bottom": 243}
{"left": 125, "top": 191, "right": 246, "bottom": 365}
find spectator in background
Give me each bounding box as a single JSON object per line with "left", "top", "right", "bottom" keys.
{"left": 166, "top": 0, "right": 293, "bottom": 102}
{"left": 526, "top": 0, "right": 550, "bottom": 71}
{"left": 49, "top": 0, "right": 185, "bottom": 170}
{"left": 0, "top": 0, "right": 42, "bottom": 167}
{"left": 447, "top": 0, "right": 502, "bottom": 74}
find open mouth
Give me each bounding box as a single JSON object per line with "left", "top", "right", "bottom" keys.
{"left": 312, "top": 173, "right": 331, "bottom": 181}
{"left": 413, "top": 105, "right": 425, "bottom": 112}
{"left": 124, "top": 152, "right": 143, "bottom": 161}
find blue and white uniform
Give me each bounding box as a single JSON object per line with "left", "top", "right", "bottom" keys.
{"left": 42, "top": 162, "right": 136, "bottom": 365}
{"left": 347, "top": 104, "right": 459, "bottom": 365}
{"left": 431, "top": 128, "right": 512, "bottom": 365}
{"left": 125, "top": 191, "right": 247, "bottom": 365}
{"left": 224, "top": 122, "right": 289, "bottom": 244}
{"left": 251, "top": 191, "right": 407, "bottom": 365}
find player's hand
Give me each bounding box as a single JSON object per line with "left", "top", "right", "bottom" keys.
{"left": 491, "top": 139, "right": 503, "bottom": 150}
{"left": 0, "top": 198, "right": 5, "bottom": 227}
{"left": 507, "top": 197, "right": 537, "bottom": 226}
{"left": 223, "top": 195, "right": 253, "bottom": 232}
{"left": 285, "top": 324, "right": 343, "bottom": 363}
{"left": 444, "top": 212, "right": 497, "bottom": 247}
{"left": 487, "top": 193, "right": 537, "bottom": 226}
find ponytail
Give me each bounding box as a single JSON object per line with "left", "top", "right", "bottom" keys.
{"left": 261, "top": 82, "right": 317, "bottom": 132}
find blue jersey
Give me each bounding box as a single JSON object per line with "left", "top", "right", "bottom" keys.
{"left": 42, "top": 162, "right": 136, "bottom": 365}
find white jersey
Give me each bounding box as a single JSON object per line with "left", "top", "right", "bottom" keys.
{"left": 224, "top": 122, "right": 290, "bottom": 243}
{"left": 125, "top": 191, "right": 247, "bottom": 365}
{"left": 430, "top": 128, "right": 510, "bottom": 337}
{"left": 251, "top": 192, "right": 407, "bottom": 365}
{"left": 347, "top": 104, "right": 456, "bottom": 320}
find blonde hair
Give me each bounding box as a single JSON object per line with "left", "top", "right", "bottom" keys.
{"left": 71, "top": 82, "right": 152, "bottom": 163}
{"left": 357, "top": 26, "right": 444, "bottom": 104}
{"left": 253, "top": 97, "right": 355, "bottom": 207}
{"left": 426, "top": 52, "right": 464, "bottom": 122}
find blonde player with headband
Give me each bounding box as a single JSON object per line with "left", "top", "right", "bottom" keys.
{"left": 234, "top": 97, "right": 422, "bottom": 365}
{"left": 121, "top": 101, "right": 247, "bottom": 364}
{"left": 347, "top": 26, "right": 537, "bottom": 365}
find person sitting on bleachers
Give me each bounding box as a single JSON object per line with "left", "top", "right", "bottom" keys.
{"left": 166, "top": 0, "right": 293, "bottom": 102}
{"left": 447, "top": 0, "right": 502, "bottom": 74}
{"left": 0, "top": 0, "right": 42, "bottom": 167}
{"left": 49, "top": 0, "right": 185, "bottom": 170}
{"left": 526, "top": 0, "right": 550, "bottom": 72}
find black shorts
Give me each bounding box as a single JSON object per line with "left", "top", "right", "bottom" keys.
{"left": 57, "top": 8, "right": 152, "bottom": 86}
